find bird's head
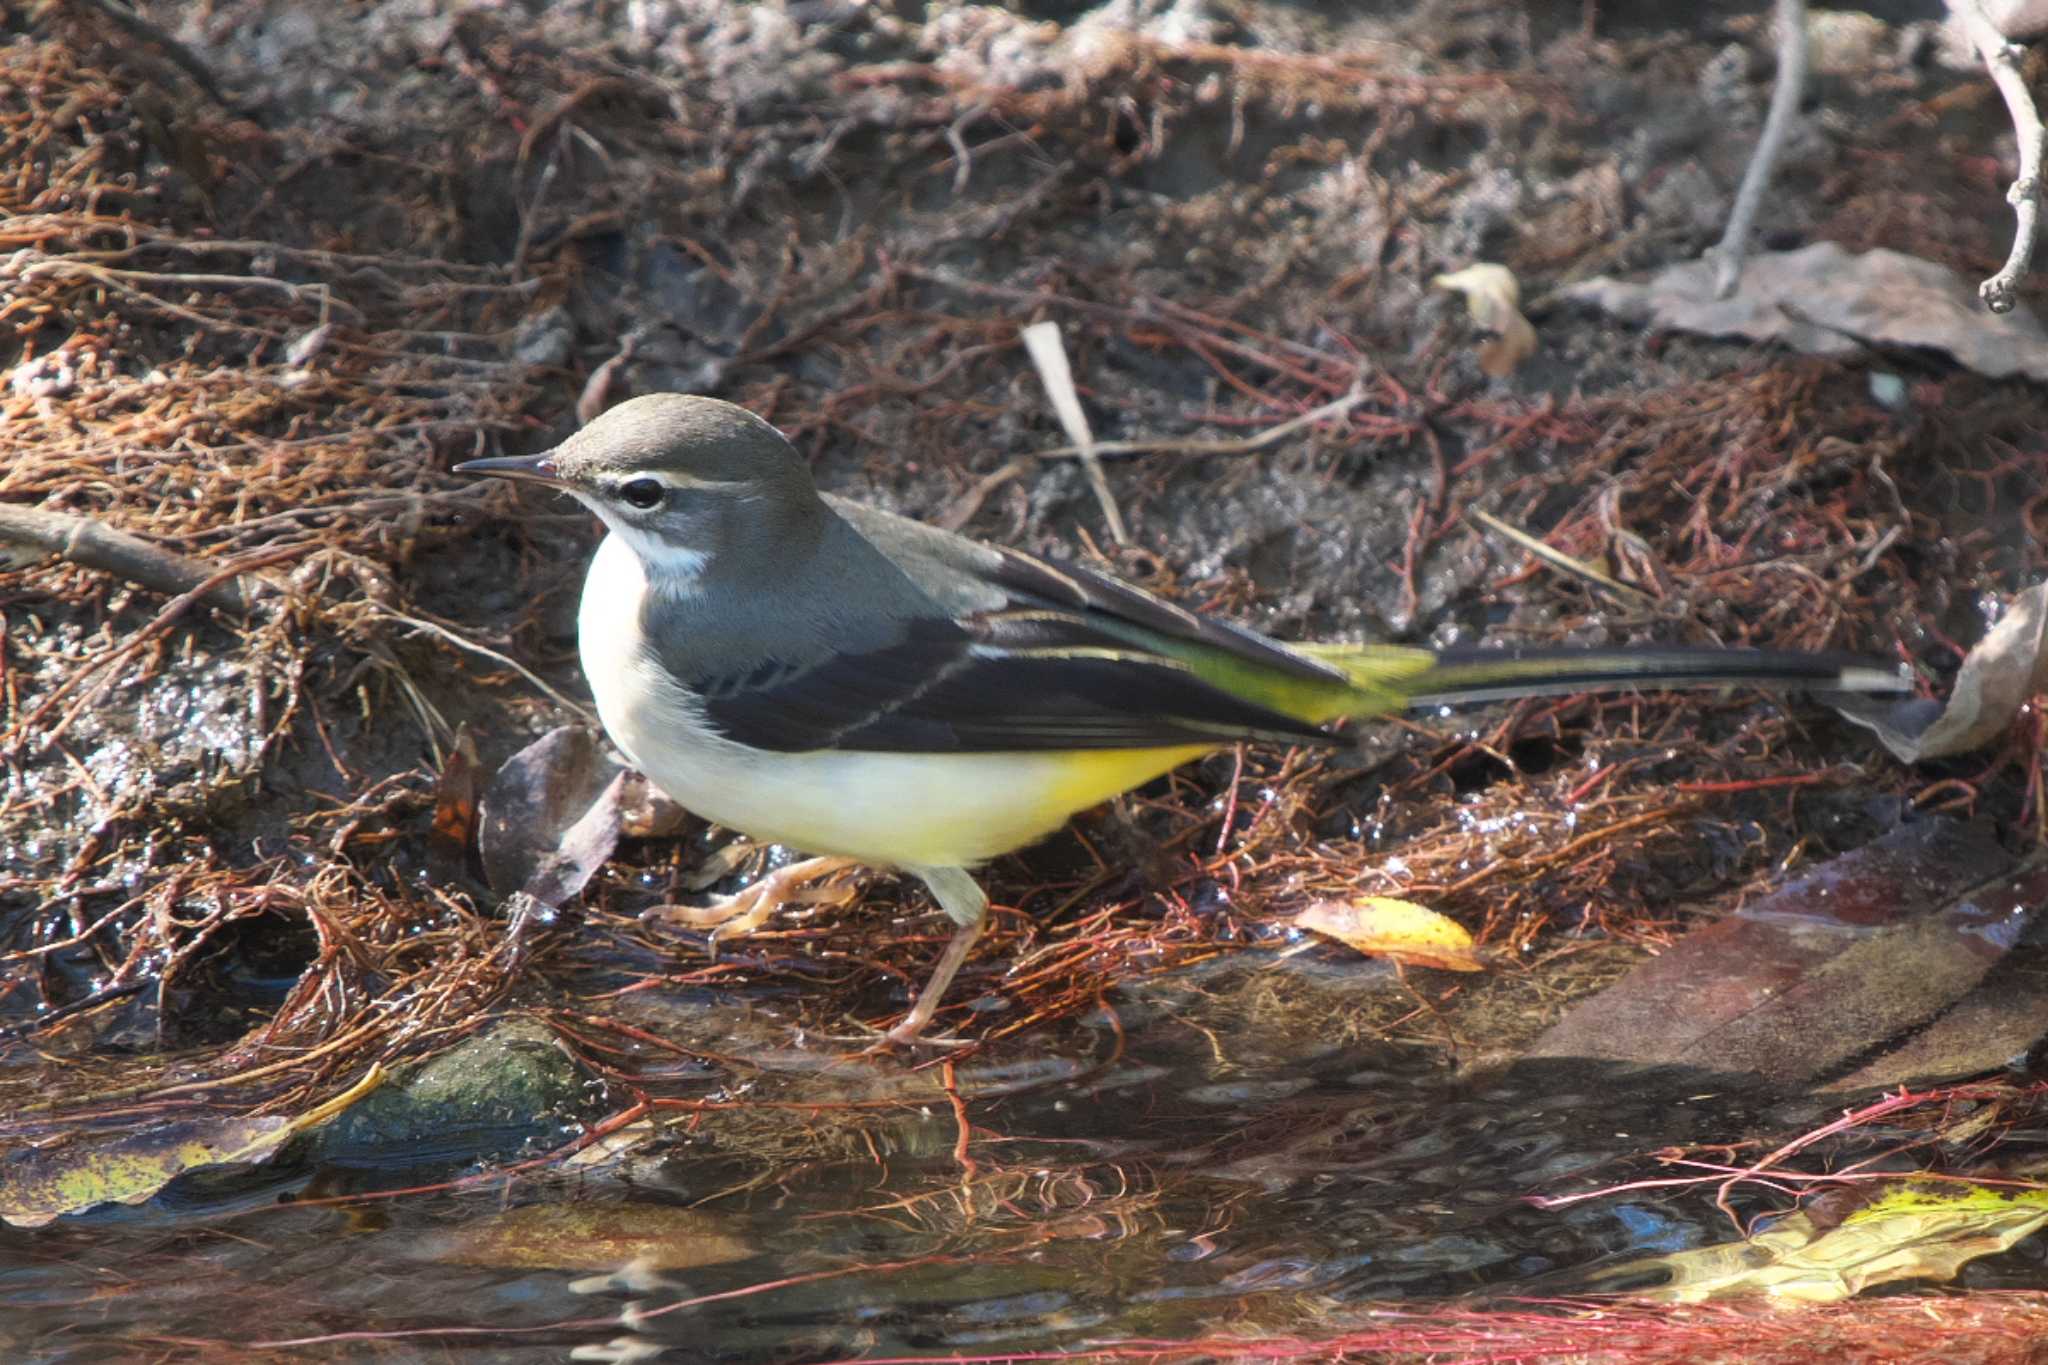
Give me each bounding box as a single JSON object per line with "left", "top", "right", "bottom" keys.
{"left": 457, "top": 394, "right": 820, "bottom": 583}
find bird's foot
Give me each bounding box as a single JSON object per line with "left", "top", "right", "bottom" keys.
{"left": 846, "top": 913, "right": 987, "bottom": 1051}
{"left": 642, "top": 855, "right": 861, "bottom": 944}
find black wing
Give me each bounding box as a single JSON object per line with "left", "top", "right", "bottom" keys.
{"left": 687, "top": 608, "right": 1332, "bottom": 754}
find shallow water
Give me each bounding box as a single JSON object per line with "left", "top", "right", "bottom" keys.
{"left": 7, "top": 961, "right": 2038, "bottom": 1362}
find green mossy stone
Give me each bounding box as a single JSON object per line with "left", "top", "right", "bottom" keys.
{"left": 310, "top": 1017, "right": 602, "bottom": 1170}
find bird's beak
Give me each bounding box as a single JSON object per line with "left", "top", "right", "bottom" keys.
{"left": 453, "top": 452, "right": 565, "bottom": 486}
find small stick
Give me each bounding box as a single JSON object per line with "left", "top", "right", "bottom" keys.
{"left": 11, "top": 258, "right": 360, "bottom": 321}
{"left": 1471, "top": 507, "right": 1654, "bottom": 604}
{"left": 935, "top": 458, "right": 1028, "bottom": 531}
{"left": 1036, "top": 388, "right": 1365, "bottom": 460}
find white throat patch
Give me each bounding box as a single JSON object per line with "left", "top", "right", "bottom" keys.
{"left": 571, "top": 492, "right": 707, "bottom": 596}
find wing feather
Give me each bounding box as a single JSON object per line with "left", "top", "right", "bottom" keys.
{"left": 672, "top": 503, "right": 1345, "bottom": 754}
{"left": 689, "top": 609, "right": 1331, "bottom": 753}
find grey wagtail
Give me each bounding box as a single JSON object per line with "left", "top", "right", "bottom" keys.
{"left": 457, "top": 394, "right": 1909, "bottom": 1044}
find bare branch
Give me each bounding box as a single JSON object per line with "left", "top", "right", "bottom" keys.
{"left": 1710, "top": 0, "right": 1810, "bottom": 298}
{"left": 0, "top": 504, "right": 266, "bottom": 613}
{"left": 1953, "top": 0, "right": 2046, "bottom": 313}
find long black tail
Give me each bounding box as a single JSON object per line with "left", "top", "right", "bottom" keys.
{"left": 1267, "top": 641, "right": 1908, "bottom": 721}
{"left": 1399, "top": 644, "right": 1909, "bottom": 708}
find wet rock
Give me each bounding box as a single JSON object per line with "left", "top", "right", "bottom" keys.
{"left": 309, "top": 1016, "right": 602, "bottom": 1170}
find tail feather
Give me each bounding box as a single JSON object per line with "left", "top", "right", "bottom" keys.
{"left": 1294, "top": 642, "right": 1909, "bottom": 718}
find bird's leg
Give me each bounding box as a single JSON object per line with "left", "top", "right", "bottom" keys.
{"left": 644, "top": 855, "right": 861, "bottom": 945}
{"left": 876, "top": 865, "right": 990, "bottom": 1047}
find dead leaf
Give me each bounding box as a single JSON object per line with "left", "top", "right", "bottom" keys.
{"left": 1431, "top": 263, "right": 1538, "bottom": 376}
{"left": 1824, "top": 967, "right": 2048, "bottom": 1092}
{"left": 479, "top": 726, "right": 626, "bottom": 906}
{"left": 1595, "top": 1181, "right": 2048, "bottom": 1303}
{"left": 412, "top": 1201, "right": 757, "bottom": 1271}
{"left": 1837, "top": 580, "right": 2048, "bottom": 762}
{"left": 1558, "top": 243, "right": 2048, "bottom": 380}
{"left": 0, "top": 1066, "right": 383, "bottom": 1227}
{"left": 617, "top": 771, "right": 690, "bottom": 839}
{"left": 427, "top": 723, "right": 483, "bottom": 882}
{"left": 1524, "top": 821, "right": 2046, "bottom": 1087}
{"left": 1295, "top": 896, "right": 1487, "bottom": 972}
{"left": 0, "top": 1117, "right": 293, "bottom": 1228}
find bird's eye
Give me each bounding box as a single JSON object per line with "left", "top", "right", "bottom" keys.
{"left": 620, "top": 478, "right": 664, "bottom": 510}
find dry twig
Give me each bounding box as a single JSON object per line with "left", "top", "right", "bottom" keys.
{"left": 1953, "top": 0, "right": 2046, "bottom": 312}
{"left": 0, "top": 504, "right": 267, "bottom": 613}
{"left": 1036, "top": 390, "right": 1365, "bottom": 460}
{"left": 1710, "top": 0, "right": 1809, "bottom": 297}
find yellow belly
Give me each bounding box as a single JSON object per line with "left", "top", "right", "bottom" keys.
{"left": 629, "top": 732, "right": 1213, "bottom": 869}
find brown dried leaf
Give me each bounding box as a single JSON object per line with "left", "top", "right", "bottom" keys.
{"left": 617, "top": 770, "right": 690, "bottom": 839}
{"left": 1525, "top": 821, "right": 2046, "bottom": 1086}
{"left": 478, "top": 726, "right": 625, "bottom": 906}
{"left": 427, "top": 723, "right": 483, "bottom": 881}
{"left": 1560, "top": 243, "right": 2048, "bottom": 380}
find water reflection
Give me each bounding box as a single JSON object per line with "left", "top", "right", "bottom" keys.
{"left": 1, "top": 961, "right": 2036, "bottom": 1360}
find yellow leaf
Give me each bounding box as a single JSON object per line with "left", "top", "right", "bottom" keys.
{"left": 1295, "top": 897, "right": 1487, "bottom": 972}
{"left": 0, "top": 1065, "right": 384, "bottom": 1228}
{"left": 1430, "top": 263, "right": 1538, "bottom": 376}
{"left": 1595, "top": 1180, "right": 2048, "bottom": 1303}
{"left": 0, "top": 1118, "right": 292, "bottom": 1228}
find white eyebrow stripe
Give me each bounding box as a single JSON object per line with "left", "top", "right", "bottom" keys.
{"left": 610, "top": 471, "right": 749, "bottom": 493}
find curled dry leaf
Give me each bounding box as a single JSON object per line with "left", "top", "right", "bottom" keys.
{"left": 1295, "top": 896, "right": 1487, "bottom": 972}
{"left": 478, "top": 726, "right": 626, "bottom": 906}
{"left": 1835, "top": 580, "right": 2048, "bottom": 763}
{"left": 1430, "top": 263, "right": 1538, "bottom": 376}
